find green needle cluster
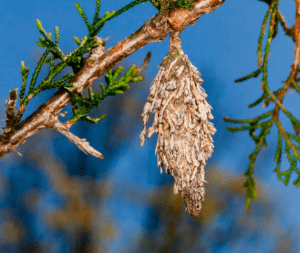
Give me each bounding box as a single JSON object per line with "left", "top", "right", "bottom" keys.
{"left": 17, "top": 0, "right": 150, "bottom": 124}
{"left": 224, "top": 0, "right": 300, "bottom": 210}
{"left": 65, "top": 65, "right": 144, "bottom": 125}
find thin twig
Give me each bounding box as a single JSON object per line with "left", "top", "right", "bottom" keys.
{"left": 278, "top": 11, "right": 295, "bottom": 41}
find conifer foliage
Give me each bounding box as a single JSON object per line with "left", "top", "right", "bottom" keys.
{"left": 3, "top": 0, "right": 299, "bottom": 218}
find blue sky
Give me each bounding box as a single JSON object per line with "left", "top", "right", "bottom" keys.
{"left": 0, "top": 0, "right": 299, "bottom": 251}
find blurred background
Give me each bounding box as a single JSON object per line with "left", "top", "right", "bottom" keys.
{"left": 0, "top": 0, "right": 299, "bottom": 252}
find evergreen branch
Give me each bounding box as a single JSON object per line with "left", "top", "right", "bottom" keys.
{"left": 226, "top": 121, "right": 269, "bottom": 133}
{"left": 287, "top": 133, "right": 300, "bottom": 145}
{"left": 227, "top": 1, "right": 282, "bottom": 210}
{"left": 257, "top": 4, "right": 272, "bottom": 67}
{"left": 257, "top": 1, "right": 277, "bottom": 94}
{"left": 244, "top": 120, "right": 273, "bottom": 210}
{"left": 92, "top": 11, "right": 116, "bottom": 37}
{"left": 39, "top": 74, "right": 75, "bottom": 91}
{"left": 45, "top": 56, "right": 55, "bottom": 71}
{"left": 244, "top": 172, "right": 257, "bottom": 211}
{"left": 273, "top": 130, "right": 282, "bottom": 180}
{"left": 276, "top": 120, "right": 300, "bottom": 165}
{"left": 28, "top": 48, "right": 50, "bottom": 95}
{"left": 261, "top": 1, "right": 278, "bottom": 91}
{"left": 74, "top": 36, "right": 81, "bottom": 46}
{"left": 41, "top": 61, "right": 69, "bottom": 87}
{"left": 234, "top": 68, "right": 262, "bottom": 83}
{"left": 0, "top": 0, "right": 226, "bottom": 161}
{"left": 275, "top": 120, "right": 300, "bottom": 187}
{"left": 106, "top": 0, "right": 148, "bottom": 21}
{"left": 18, "top": 36, "right": 77, "bottom": 115}
{"left": 36, "top": 20, "right": 64, "bottom": 59}
{"left": 66, "top": 64, "right": 144, "bottom": 124}
{"left": 281, "top": 168, "right": 293, "bottom": 186}
{"left": 54, "top": 26, "right": 59, "bottom": 46}
{"left": 290, "top": 79, "right": 300, "bottom": 94}
{"left": 91, "top": 0, "right": 101, "bottom": 30}
{"left": 248, "top": 91, "right": 268, "bottom": 108}
{"left": 16, "top": 1, "right": 112, "bottom": 122}
{"left": 262, "top": 87, "right": 284, "bottom": 108}
{"left": 224, "top": 110, "right": 273, "bottom": 124}
{"left": 293, "top": 175, "right": 300, "bottom": 187}
{"left": 19, "top": 61, "right": 29, "bottom": 101}
{"left": 225, "top": 0, "right": 300, "bottom": 211}
{"left": 36, "top": 19, "right": 50, "bottom": 39}
{"left": 281, "top": 141, "right": 298, "bottom": 185}
{"left": 75, "top": 2, "right": 92, "bottom": 32}
{"left": 93, "top": 0, "right": 148, "bottom": 35}
{"left": 265, "top": 84, "right": 300, "bottom": 130}
{"left": 225, "top": 111, "right": 275, "bottom": 209}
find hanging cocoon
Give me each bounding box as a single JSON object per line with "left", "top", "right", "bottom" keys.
{"left": 140, "top": 33, "right": 216, "bottom": 219}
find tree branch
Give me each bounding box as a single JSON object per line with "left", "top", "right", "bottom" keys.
{"left": 0, "top": 0, "right": 225, "bottom": 158}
